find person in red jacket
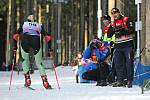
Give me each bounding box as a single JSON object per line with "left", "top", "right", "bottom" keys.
{"left": 101, "top": 15, "right": 117, "bottom": 83}
{"left": 101, "top": 15, "right": 115, "bottom": 45}
{"left": 12, "top": 15, "right": 52, "bottom": 89}
{"left": 108, "top": 8, "right": 135, "bottom": 88}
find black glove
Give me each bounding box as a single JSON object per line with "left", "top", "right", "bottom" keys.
{"left": 109, "top": 41, "right": 114, "bottom": 47}
{"left": 90, "top": 42, "right": 97, "bottom": 49}
{"left": 115, "top": 28, "right": 127, "bottom": 38}
{"left": 115, "top": 32, "right": 121, "bottom": 38}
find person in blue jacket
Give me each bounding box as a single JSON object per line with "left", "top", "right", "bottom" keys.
{"left": 81, "top": 39, "right": 111, "bottom": 86}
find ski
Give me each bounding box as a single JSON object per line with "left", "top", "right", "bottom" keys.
{"left": 16, "top": 86, "right": 36, "bottom": 91}
{"left": 46, "top": 87, "right": 54, "bottom": 90}
{"left": 16, "top": 85, "right": 54, "bottom": 90}
{"left": 25, "top": 86, "right": 36, "bottom": 90}
{"left": 25, "top": 86, "right": 54, "bottom": 90}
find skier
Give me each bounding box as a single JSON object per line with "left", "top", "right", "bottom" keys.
{"left": 108, "top": 8, "right": 135, "bottom": 88}
{"left": 12, "top": 15, "right": 52, "bottom": 89}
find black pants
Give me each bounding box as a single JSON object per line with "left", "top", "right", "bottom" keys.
{"left": 114, "top": 46, "right": 134, "bottom": 83}
{"left": 110, "top": 48, "right": 117, "bottom": 82}
{"left": 21, "top": 34, "right": 40, "bottom": 55}
{"left": 82, "top": 63, "right": 109, "bottom": 82}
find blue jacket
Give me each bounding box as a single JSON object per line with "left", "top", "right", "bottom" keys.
{"left": 83, "top": 45, "right": 110, "bottom": 62}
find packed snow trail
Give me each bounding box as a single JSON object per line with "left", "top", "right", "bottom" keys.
{"left": 0, "top": 66, "right": 150, "bottom": 100}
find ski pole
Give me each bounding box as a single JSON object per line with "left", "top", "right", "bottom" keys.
{"left": 53, "top": 64, "right": 60, "bottom": 89}
{"left": 9, "top": 50, "right": 16, "bottom": 90}
{"left": 13, "top": 39, "right": 20, "bottom": 75}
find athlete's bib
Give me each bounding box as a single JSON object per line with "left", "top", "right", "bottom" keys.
{"left": 22, "top": 22, "right": 42, "bottom": 36}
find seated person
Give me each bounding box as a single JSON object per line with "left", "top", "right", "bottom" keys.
{"left": 78, "top": 39, "right": 111, "bottom": 86}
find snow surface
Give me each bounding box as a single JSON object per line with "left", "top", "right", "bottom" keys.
{"left": 0, "top": 66, "right": 150, "bottom": 100}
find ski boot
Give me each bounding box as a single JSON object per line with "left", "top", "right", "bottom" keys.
{"left": 24, "top": 72, "right": 31, "bottom": 87}
{"left": 41, "top": 75, "right": 52, "bottom": 89}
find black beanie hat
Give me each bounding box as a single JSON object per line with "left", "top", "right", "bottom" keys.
{"left": 103, "top": 15, "right": 111, "bottom": 21}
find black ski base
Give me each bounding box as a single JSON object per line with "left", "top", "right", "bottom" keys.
{"left": 24, "top": 85, "right": 36, "bottom": 90}
{"left": 46, "top": 87, "right": 54, "bottom": 90}
{"left": 16, "top": 85, "right": 54, "bottom": 90}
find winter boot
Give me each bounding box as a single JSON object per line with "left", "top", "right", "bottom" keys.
{"left": 127, "top": 81, "right": 132, "bottom": 88}
{"left": 100, "top": 80, "right": 107, "bottom": 86}
{"left": 96, "top": 81, "right": 101, "bottom": 86}
{"left": 41, "top": 75, "right": 52, "bottom": 89}
{"left": 96, "top": 80, "right": 107, "bottom": 86}
{"left": 24, "top": 72, "right": 31, "bottom": 87}
{"left": 112, "top": 81, "right": 126, "bottom": 87}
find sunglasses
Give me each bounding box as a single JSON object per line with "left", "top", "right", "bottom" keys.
{"left": 111, "top": 11, "right": 118, "bottom": 15}
{"left": 111, "top": 8, "right": 120, "bottom": 14}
